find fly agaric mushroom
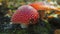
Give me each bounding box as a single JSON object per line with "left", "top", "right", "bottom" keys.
{"left": 29, "top": 2, "right": 51, "bottom": 19}
{"left": 29, "top": 2, "right": 51, "bottom": 10}
{"left": 29, "top": 2, "right": 59, "bottom": 11}
{"left": 11, "top": 5, "right": 39, "bottom": 28}
{"left": 29, "top": 2, "right": 60, "bottom": 19}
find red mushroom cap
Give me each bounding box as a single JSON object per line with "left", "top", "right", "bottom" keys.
{"left": 29, "top": 2, "right": 51, "bottom": 10}
{"left": 11, "top": 5, "right": 39, "bottom": 24}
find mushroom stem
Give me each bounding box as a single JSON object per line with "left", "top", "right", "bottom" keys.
{"left": 20, "top": 23, "right": 28, "bottom": 29}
